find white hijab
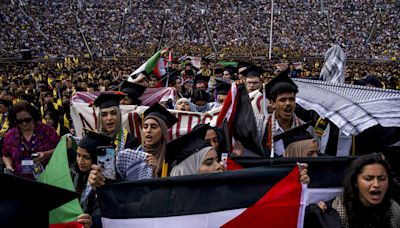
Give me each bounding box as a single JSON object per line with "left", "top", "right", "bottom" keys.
{"left": 170, "top": 146, "right": 214, "bottom": 176}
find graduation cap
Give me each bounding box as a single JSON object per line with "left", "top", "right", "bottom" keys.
{"left": 166, "top": 71, "right": 181, "bottom": 84}
{"left": 0, "top": 98, "right": 13, "bottom": 107}
{"left": 143, "top": 102, "right": 178, "bottom": 129}
{"left": 213, "top": 67, "right": 224, "bottom": 76}
{"left": 223, "top": 65, "right": 237, "bottom": 75}
{"left": 273, "top": 121, "right": 313, "bottom": 148}
{"left": 0, "top": 173, "right": 79, "bottom": 227}
{"left": 264, "top": 69, "right": 298, "bottom": 100}
{"left": 194, "top": 75, "right": 211, "bottom": 85}
{"left": 201, "top": 57, "right": 210, "bottom": 63}
{"left": 166, "top": 124, "right": 211, "bottom": 166}
{"left": 93, "top": 92, "right": 126, "bottom": 109}
{"left": 79, "top": 129, "right": 114, "bottom": 162}
{"left": 215, "top": 79, "right": 231, "bottom": 95}
{"left": 240, "top": 65, "right": 266, "bottom": 78}
{"left": 121, "top": 81, "right": 146, "bottom": 101}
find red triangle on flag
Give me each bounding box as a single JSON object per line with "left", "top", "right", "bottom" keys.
{"left": 222, "top": 167, "right": 303, "bottom": 228}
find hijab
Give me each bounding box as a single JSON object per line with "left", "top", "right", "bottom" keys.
{"left": 283, "top": 139, "right": 318, "bottom": 157}
{"left": 170, "top": 146, "right": 214, "bottom": 176}
{"left": 142, "top": 116, "right": 169, "bottom": 176}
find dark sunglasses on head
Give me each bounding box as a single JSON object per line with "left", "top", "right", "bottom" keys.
{"left": 16, "top": 117, "right": 33, "bottom": 124}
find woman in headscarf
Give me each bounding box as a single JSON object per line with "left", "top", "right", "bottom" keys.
{"left": 283, "top": 139, "right": 318, "bottom": 157}
{"left": 88, "top": 102, "right": 177, "bottom": 187}
{"left": 140, "top": 102, "right": 178, "bottom": 176}
{"left": 93, "top": 92, "right": 139, "bottom": 152}
{"left": 167, "top": 125, "right": 224, "bottom": 176}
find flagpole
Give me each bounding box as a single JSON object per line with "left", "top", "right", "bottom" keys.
{"left": 268, "top": 0, "right": 274, "bottom": 60}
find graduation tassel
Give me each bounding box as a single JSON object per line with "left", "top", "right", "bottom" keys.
{"left": 161, "top": 161, "right": 168, "bottom": 177}
{"left": 352, "top": 136, "right": 356, "bottom": 156}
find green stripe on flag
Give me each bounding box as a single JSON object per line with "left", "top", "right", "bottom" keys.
{"left": 145, "top": 50, "right": 162, "bottom": 73}
{"left": 38, "top": 136, "right": 83, "bottom": 224}
{"left": 218, "top": 61, "right": 238, "bottom": 67}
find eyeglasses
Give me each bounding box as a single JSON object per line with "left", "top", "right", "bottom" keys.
{"left": 16, "top": 117, "right": 33, "bottom": 124}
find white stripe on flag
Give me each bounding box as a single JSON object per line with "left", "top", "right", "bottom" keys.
{"left": 102, "top": 208, "right": 246, "bottom": 228}
{"left": 226, "top": 83, "right": 237, "bottom": 121}
{"left": 297, "top": 183, "right": 308, "bottom": 228}
{"left": 306, "top": 187, "right": 342, "bottom": 205}
{"left": 129, "top": 63, "right": 146, "bottom": 80}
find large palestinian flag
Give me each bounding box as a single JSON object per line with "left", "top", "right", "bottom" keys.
{"left": 97, "top": 165, "right": 342, "bottom": 228}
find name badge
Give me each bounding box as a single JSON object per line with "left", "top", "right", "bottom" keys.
{"left": 21, "top": 159, "right": 34, "bottom": 166}
{"left": 21, "top": 159, "right": 34, "bottom": 174}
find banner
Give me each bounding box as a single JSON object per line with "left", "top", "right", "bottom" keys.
{"left": 97, "top": 166, "right": 309, "bottom": 228}
{"left": 70, "top": 103, "right": 221, "bottom": 139}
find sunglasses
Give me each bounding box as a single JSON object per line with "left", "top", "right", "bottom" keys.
{"left": 16, "top": 117, "right": 33, "bottom": 124}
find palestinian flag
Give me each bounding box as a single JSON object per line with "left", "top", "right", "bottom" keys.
{"left": 216, "top": 84, "right": 265, "bottom": 156}
{"left": 98, "top": 166, "right": 310, "bottom": 228}
{"left": 130, "top": 49, "right": 167, "bottom": 79}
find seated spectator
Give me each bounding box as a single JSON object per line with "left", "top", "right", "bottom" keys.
{"left": 2, "top": 101, "right": 60, "bottom": 180}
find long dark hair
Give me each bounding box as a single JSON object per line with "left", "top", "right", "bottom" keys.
{"left": 343, "top": 153, "right": 394, "bottom": 228}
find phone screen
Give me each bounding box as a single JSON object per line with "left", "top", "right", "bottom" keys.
{"left": 97, "top": 147, "right": 116, "bottom": 180}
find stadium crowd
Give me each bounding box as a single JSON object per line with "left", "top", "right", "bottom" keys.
{"left": 1, "top": 0, "right": 399, "bottom": 58}
{"left": 1, "top": 0, "right": 400, "bottom": 227}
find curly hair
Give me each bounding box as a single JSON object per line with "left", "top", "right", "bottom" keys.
{"left": 342, "top": 153, "right": 394, "bottom": 228}
{"left": 8, "top": 101, "right": 41, "bottom": 128}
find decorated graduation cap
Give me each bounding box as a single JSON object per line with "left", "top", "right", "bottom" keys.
{"left": 0, "top": 173, "right": 79, "bottom": 227}
{"left": 93, "top": 92, "right": 126, "bottom": 109}
{"left": 0, "top": 98, "right": 13, "bottom": 107}
{"left": 79, "top": 129, "right": 114, "bottom": 163}
{"left": 215, "top": 79, "right": 232, "bottom": 95}
{"left": 241, "top": 65, "right": 266, "bottom": 78}
{"left": 143, "top": 102, "right": 178, "bottom": 129}
{"left": 166, "top": 124, "right": 211, "bottom": 166}
{"left": 273, "top": 121, "right": 313, "bottom": 148}
{"left": 121, "top": 81, "right": 146, "bottom": 102}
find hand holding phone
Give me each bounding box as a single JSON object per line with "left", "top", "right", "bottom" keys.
{"left": 96, "top": 146, "right": 116, "bottom": 180}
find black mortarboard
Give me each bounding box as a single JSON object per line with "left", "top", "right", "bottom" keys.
{"left": 79, "top": 129, "right": 114, "bottom": 162}
{"left": 194, "top": 75, "right": 211, "bottom": 84}
{"left": 185, "top": 69, "right": 195, "bottom": 77}
{"left": 264, "top": 69, "right": 298, "bottom": 100}
{"left": 121, "top": 81, "right": 146, "bottom": 100}
{"left": 0, "top": 173, "right": 79, "bottom": 227}
{"left": 166, "top": 124, "right": 211, "bottom": 166}
{"left": 215, "top": 79, "right": 232, "bottom": 95}
{"left": 224, "top": 65, "right": 237, "bottom": 75}
{"left": 93, "top": 92, "right": 125, "bottom": 109}
{"left": 201, "top": 57, "right": 210, "bottom": 63}
{"left": 273, "top": 122, "right": 313, "bottom": 147}
{"left": 213, "top": 67, "right": 224, "bottom": 76}
{"left": 143, "top": 102, "right": 178, "bottom": 129}
{"left": 0, "top": 98, "right": 12, "bottom": 107}
{"left": 167, "top": 71, "right": 181, "bottom": 84}
{"left": 240, "top": 65, "right": 266, "bottom": 78}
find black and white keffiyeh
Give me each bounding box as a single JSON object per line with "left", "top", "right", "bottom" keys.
{"left": 294, "top": 78, "right": 400, "bottom": 136}
{"left": 116, "top": 147, "right": 153, "bottom": 181}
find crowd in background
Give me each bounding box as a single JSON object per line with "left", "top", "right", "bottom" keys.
{"left": 1, "top": 0, "right": 399, "bottom": 58}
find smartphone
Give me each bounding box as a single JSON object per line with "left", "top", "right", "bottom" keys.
{"left": 96, "top": 146, "right": 116, "bottom": 180}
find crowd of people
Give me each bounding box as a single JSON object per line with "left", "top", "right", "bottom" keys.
{"left": 1, "top": 0, "right": 399, "bottom": 58}
{"left": 1, "top": 0, "right": 400, "bottom": 227}
{"left": 0, "top": 52, "right": 398, "bottom": 226}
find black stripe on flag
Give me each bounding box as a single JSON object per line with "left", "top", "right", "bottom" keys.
{"left": 97, "top": 166, "right": 294, "bottom": 219}
{"left": 231, "top": 156, "right": 356, "bottom": 188}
